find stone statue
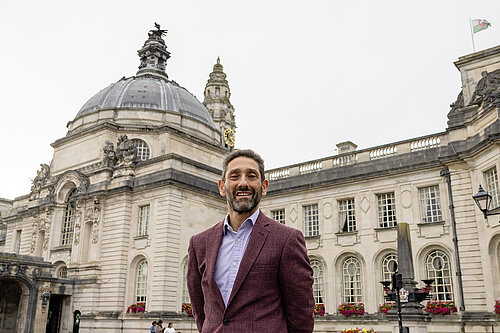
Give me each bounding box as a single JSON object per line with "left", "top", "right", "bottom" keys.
{"left": 102, "top": 140, "right": 116, "bottom": 167}
{"left": 115, "top": 135, "right": 137, "bottom": 167}
{"left": 470, "top": 69, "right": 500, "bottom": 107}
{"left": 30, "top": 164, "right": 50, "bottom": 200}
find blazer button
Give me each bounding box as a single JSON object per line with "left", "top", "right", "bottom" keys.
{"left": 223, "top": 318, "right": 230, "bottom": 326}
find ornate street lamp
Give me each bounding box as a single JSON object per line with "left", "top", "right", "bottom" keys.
{"left": 473, "top": 185, "right": 500, "bottom": 218}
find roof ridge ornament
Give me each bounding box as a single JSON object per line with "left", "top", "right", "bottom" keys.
{"left": 136, "top": 23, "right": 171, "bottom": 79}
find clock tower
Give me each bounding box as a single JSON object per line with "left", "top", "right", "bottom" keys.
{"left": 203, "top": 57, "right": 236, "bottom": 149}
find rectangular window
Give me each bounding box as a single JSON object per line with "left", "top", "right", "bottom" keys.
{"left": 304, "top": 204, "right": 319, "bottom": 237}
{"left": 272, "top": 209, "right": 285, "bottom": 224}
{"left": 14, "top": 230, "right": 22, "bottom": 253}
{"left": 419, "top": 185, "right": 443, "bottom": 223}
{"left": 138, "top": 205, "right": 150, "bottom": 237}
{"left": 486, "top": 167, "right": 500, "bottom": 209}
{"left": 338, "top": 199, "right": 356, "bottom": 232}
{"left": 377, "top": 192, "right": 397, "bottom": 228}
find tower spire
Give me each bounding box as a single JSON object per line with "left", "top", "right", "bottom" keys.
{"left": 136, "top": 23, "right": 171, "bottom": 79}
{"left": 203, "top": 57, "right": 236, "bottom": 149}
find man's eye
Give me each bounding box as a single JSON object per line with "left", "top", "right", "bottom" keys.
{"left": 229, "top": 175, "right": 239, "bottom": 180}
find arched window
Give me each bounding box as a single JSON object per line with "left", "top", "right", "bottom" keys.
{"left": 61, "top": 189, "right": 77, "bottom": 245}
{"left": 136, "top": 260, "right": 148, "bottom": 303}
{"left": 310, "top": 259, "right": 324, "bottom": 304}
{"left": 182, "top": 260, "right": 190, "bottom": 304}
{"left": 426, "top": 250, "right": 454, "bottom": 301}
{"left": 341, "top": 256, "right": 363, "bottom": 303}
{"left": 381, "top": 253, "right": 398, "bottom": 282}
{"left": 131, "top": 139, "right": 150, "bottom": 161}
{"left": 58, "top": 266, "right": 68, "bottom": 278}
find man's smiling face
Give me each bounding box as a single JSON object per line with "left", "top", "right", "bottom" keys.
{"left": 219, "top": 156, "right": 268, "bottom": 214}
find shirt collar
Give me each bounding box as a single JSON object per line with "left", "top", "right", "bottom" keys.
{"left": 223, "top": 209, "right": 260, "bottom": 235}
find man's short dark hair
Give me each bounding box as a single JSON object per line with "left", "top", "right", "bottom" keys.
{"left": 152, "top": 321, "right": 157, "bottom": 325}
{"left": 222, "top": 149, "right": 265, "bottom": 181}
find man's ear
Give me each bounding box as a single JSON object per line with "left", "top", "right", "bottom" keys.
{"left": 261, "top": 179, "right": 269, "bottom": 196}
{"left": 218, "top": 179, "right": 226, "bottom": 197}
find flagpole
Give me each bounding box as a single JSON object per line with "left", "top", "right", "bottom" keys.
{"left": 469, "top": 18, "right": 476, "bottom": 52}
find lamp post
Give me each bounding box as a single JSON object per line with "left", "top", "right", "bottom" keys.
{"left": 473, "top": 185, "right": 500, "bottom": 218}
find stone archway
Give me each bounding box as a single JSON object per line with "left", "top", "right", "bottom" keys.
{"left": 0, "top": 279, "right": 25, "bottom": 333}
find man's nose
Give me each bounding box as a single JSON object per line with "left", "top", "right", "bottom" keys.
{"left": 238, "top": 175, "right": 250, "bottom": 187}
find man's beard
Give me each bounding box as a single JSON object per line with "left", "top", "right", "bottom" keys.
{"left": 226, "top": 186, "right": 262, "bottom": 213}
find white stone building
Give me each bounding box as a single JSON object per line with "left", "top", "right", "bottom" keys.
{"left": 1, "top": 26, "right": 500, "bottom": 333}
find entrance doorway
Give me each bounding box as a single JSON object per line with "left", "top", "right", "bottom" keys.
{"left": 0, "top": 280, "right": 22, "bottom": 333}
{"left": 45, "top": 295, "right": 63, "bottom": 333}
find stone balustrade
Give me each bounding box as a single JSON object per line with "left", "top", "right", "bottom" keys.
{"left": 265, "top": 132, "right": 446, "bottom": 181}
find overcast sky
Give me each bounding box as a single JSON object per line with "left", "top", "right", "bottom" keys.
{"left": 1, "top": 0, "right": 499, "bottom": 200}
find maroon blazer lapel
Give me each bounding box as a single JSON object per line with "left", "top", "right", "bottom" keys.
{"left": 206, "top": 220, "right": 225, "bottom": 311}
{"left": 226, "top": 212, "right": 270, "bottom": 308}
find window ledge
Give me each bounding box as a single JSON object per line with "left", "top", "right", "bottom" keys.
{"left": 51, "top": 245, "right": 72, "bottom": 253}
{"left": 417, "top": 221, "right": 445, "bottom": 227}
{"left": 374, "top": 226, "right": 397, "bottom": 232}
{"left": 305, "top": 234, "right": 321, "bottom": 239}
{"left": 133, "top": 235, "right": 149, "bottom": 240}
{"left": 335, "top": 230, "right": 358, "bottom": 236}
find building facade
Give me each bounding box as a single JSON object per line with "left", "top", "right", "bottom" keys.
{"left": 1, "top": 26, "right": 500, "bottom": 333}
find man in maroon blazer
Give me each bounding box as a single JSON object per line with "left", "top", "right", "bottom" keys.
{"left": 187, "top": 149, "right": 314, "bottom": 332}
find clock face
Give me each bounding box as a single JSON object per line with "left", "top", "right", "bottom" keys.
{"left": 223, "top": 128, "right": 235, "bottom": 147}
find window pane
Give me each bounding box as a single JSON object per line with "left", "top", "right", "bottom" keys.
{"left": 136, "top": 260, "right": 148, "bottom": 303}
{"left": 138, "top": 205, "right": 150, "bottom": 236}
{"left": 419, "top": 186, "right": 443, "bottom": 223}
{"left": 304, "top": 204, "right": 319, "bottom": 237}
{"left": 342, "top": 257, "right": 363, "bottom": 303}
{"left": 486, "top": 167, "right": 500, "bottom": 209}
{"left": 61, "top": 189, "right": 77, "bottom": 245}
{"left": 338, "top": 199, "right": 356, "bottom": 232}
{"left": 377, "top": 193, "right": 397, "bottom": 228}
{"left": 182, "top": 260, "right": 190, "bottom": 304}
{"left": 272, "top": 209, "right": 285, "bottom": 224}
{"left": 426, "top": 250, "right": 453, "bottom": 301}
{"left": 310, "top": 259, "right": 324, "bottom": 304}
{"left": 132, "top": 139, "right": 150, "bottom": 161}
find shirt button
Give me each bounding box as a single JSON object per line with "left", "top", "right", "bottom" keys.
{"left": 223, "top": 318, "right": 230, "bottom": 326}
{"left": 237, "top": 238, "right": 241, "bottom": 243}
{"left": 233, "top": 263, "right": 237, "bottom": 267}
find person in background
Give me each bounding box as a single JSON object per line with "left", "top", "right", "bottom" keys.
{"left": 150, "top": 321, "right": 157, "bottom": 333}
{"left": 165, "top": 322, "right": 176, "bottom": 333}
{"left": 155, "top": 320, "right": 164, "bottom": 333}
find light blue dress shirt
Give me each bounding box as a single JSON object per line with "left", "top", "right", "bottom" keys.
{"left": 214, "top": 209, "right": 260, "bottom": 307}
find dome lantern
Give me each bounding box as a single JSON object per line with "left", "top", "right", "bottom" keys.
{"left": 136, "top": 23, "right": 171, "bottom": 79}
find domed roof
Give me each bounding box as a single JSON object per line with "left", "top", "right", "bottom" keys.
{"left": 76, "top": 76, "right": 215, "bottom": 128}
{"left": 72, "top": 25, "right": 215, "bottom": 129}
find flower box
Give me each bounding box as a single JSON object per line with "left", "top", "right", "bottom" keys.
{"left": 182, "top": 302, "right": 193, "bottom": 317}
{"left": 338, "top": 302, "right": 365, "bottom": 317}
{"left": 424, "top": 301, "right": 457, "bottom": 315}
{"left": 378, "top": 302, "right": 395, "bottom": 314}
{"left": 314, "top": 303, "right": 325, "bottom": 316}
{"left": 341, "top": 329, "right": 377, "bottom": 333}
{"left": 495, "top": 300, "right": 500, "bottom": 315}
{"left": 127, "top": 302, "right": 146, "bottom": 313}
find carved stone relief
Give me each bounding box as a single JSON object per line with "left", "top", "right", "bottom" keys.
{"left": 102, "top": 140, "right": 117, "bottom": 168}
{"left": 30, "top": 163, "right": 50, "bottom": 200}
{"left": 85, "top": 205, "right": 101, "bottom": 244}
{"left": 360, "top": 196, "right": 370, "bottom": 214}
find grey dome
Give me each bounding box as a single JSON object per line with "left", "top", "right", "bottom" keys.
{"left": 75, "top": 75, "right": 215, "bottom": 128}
